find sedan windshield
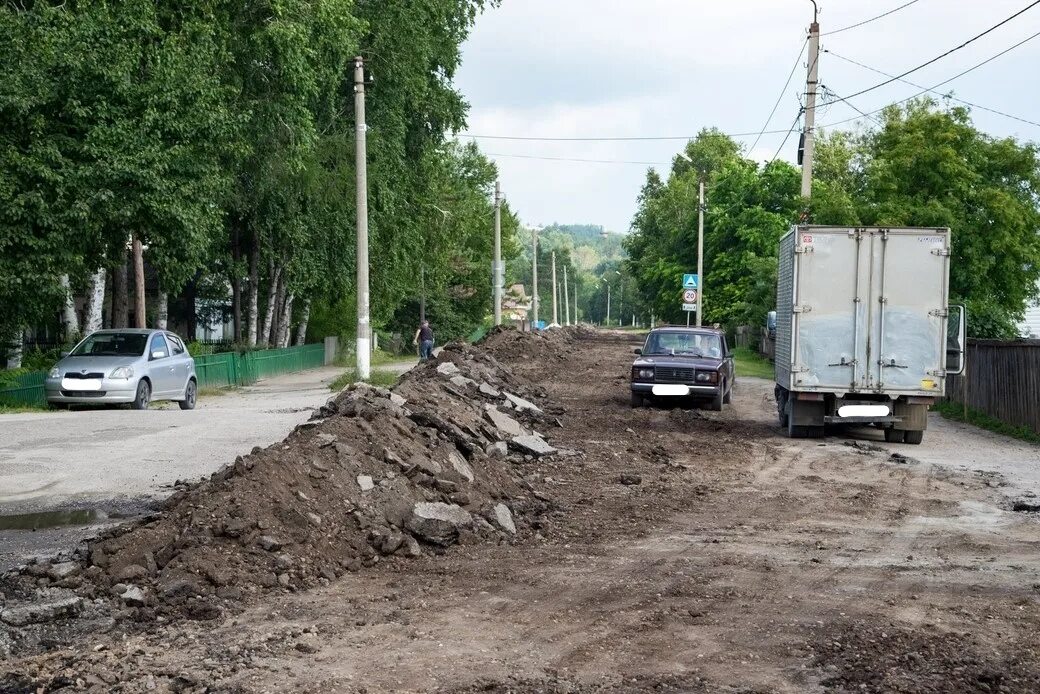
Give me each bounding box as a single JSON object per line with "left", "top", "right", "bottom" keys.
{"left": 643, "top": 332, "right": 722, "bottom": 358}
{"left": 71, "top": 333, "right": 148, "bottom": 357}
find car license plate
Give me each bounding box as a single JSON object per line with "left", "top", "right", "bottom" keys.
{"left": 61, "top": 378, "right": 102, "bottom": 391}
{"left": 652, "top": 384, "right": 690, "bottom": 396}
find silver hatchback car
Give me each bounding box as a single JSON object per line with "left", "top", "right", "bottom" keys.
{"left": 45, "top": 329, "right": 197, "bottom": 410}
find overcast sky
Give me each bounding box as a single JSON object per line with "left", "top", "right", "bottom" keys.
{"left": 453, "top": 0, "right": 1040, "bottom": 232}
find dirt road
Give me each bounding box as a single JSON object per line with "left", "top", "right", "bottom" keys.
{"left": 5, "top": 331, "right": 1040, "bottom": 692}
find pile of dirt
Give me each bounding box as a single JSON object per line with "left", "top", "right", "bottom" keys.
{"left": 814, "top": 622, "right": 1040, "bottom": 692}
{"left": 478, "top": 325, "right": 579, "bottom": 364}
{"left": 1, "top": 343, "right": 562, "bottom": 645}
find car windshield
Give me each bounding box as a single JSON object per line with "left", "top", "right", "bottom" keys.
{"left": 643, "top": 332, "right": 722, "bottom": 358}
{"left": 70, "top": 333, "right": 148, "bottom": 357}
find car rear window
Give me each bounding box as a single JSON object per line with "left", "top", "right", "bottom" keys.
{"left": 71, "top": 333, "right": 148, "bottom": 357}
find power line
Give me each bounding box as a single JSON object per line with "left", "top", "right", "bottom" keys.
{"left": 767, "top": 110, "right": 804, "bottom": 165}
{"left": 820, "top": 85, "right": 886, "bottom": 127}
{"left": 818, "top": 27, "right": 1040, "bottom": 129}
{"left": 485, "top": 152, "right": 670, "bottom": 166}
{"left": 821, "top": 0, "right": 923, "bottom": 36}
{"left": 457, "top": 129, "right": 796, "bottom": 143}
{"left": 818, "top": 0, "right": 1040, "bottom": 106}
{"left": 749, "top": 37, "right": 809, "bottom": 152}
{"left": 825, "top": 48, "right": 1040, "bottom": 129}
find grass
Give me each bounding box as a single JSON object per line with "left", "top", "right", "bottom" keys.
{"left": 0, "top": 403, "right": 51, "bottom": 414}
{"left": 933, "top": 400, "right": 1040, "bottom": 445}
{"left": 332, "top": 347, "right": 404, "bottom": 368}
{"left": 198, "top": 385, "right": 236, "bottom": 398}
{"left": 732, "top": 347, "right": 774, "bottom": 380}
{"left": 329, "top": 368, "right": 400, "bottom": 392}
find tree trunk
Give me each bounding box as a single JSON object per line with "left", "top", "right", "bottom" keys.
{"left": 112, "top": 254, "right": 129, "bottom": 329}
{"left": 155, "top": 291, "right": 168, "bottom": 329}
{"left": 246, "top": 235, "right": 259, "bottom": 346}
{"left": 295, "top": 300, "right": 311, "bottom": 345}
{"left": 231, "top": 224, "right": 242, "bottom": 342}
{"left": 278, "top": 293, "right": 294, "bottom": 348}
{"left": 5, "top": 330, "right": 23, "bottom": 369}
{"left": 261, "top": 264, "right": 281, "bottom": 347}
{"left": 185, "top": 278, "right": 197, "bottom": 341}
{"left": 269, "top": 276, "right": 286, "bottom": 347}
{"left": 59, "top": 274, "right": 80, "bottom": 341}
{"left": 132, "top": 235, "right": 146, "bottom": 328}
{"left": 84, "top": 269, "right": 105, "bottom": 334}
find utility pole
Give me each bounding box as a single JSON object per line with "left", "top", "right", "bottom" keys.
{"left": 531, "top": 227, "right": 539, "bottom": 326}
{"left": 551, "top": 252, "right": 558, "bottom": 325}
{"left": 354, "top": 56, "right": 371, "bottom": 379}
{"left": 493, "top": 181, "right": 502, "bottom": 325}
{"left": 801, "top": 5, "right": 820, "bottom": 199}
{"left": 563, "top": 266, "right": 571, "bottom": 327}
{"left": 696, "top": 178, "right": 705, "bottom": 327}
{"left": 604, "top": 281, "right": 611, "bottom": 327}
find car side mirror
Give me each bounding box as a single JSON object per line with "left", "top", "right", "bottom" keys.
{"left": 633, "top": 348, "right": 642, "bottom": 355}
{"left": 727, "top": 351, "right": 734, "bottom": 358}
{"left": 60, "top": 350, "right": 70, "bottom": 358}
{"left": 151, "top": 350, "right": 165, "bottom": 359}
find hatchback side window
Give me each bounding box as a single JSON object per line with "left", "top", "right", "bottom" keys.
{"left": 166, "top": 334, "right": 185, "bottom": 356}
{"left": 149, "top": 334, "right": 170, "bottom": 360}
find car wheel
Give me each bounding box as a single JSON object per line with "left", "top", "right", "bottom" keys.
{"left": 723, "top": 380, "right": 732, "bottom": 405}
{"left": 179, "top": 379, "right": 197, "bottom": 411}
{"left": 903, "top": 429, "right": 924, "bottom": 445}
{"left": 630, "top": 391, "right": 644, "bottom": 408}
{"left": 710, "top": 384, "right": 724, "bottom": 412}
{"left": 131, "top": 380, "right": 151, "bottom": 410}
{"left": 884, "top": 428, "right": 905, "bottom": 443}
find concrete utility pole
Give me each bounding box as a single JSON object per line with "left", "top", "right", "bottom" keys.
{"left": 801, "top": 7, "right": 820, "bottom": 199}
{"left": 603, "top": 280, "right": 611, "bottom": 327}
{"left": 354, "top": 56, "right": 371, "bottom": 379}
{"left": 493, "top": 181, "right": 503, "bottom": 325}
{"left": 551, "top": 251, "right": 559, "bottom": 325}
{"left": 531, "top": 227, "right": 539, "bottom": 325}
{"left": 697, "top": 178, "right": 705, "bottom": 327}
{"left": 563, "top": 266, "right": 571, "bottom": 327}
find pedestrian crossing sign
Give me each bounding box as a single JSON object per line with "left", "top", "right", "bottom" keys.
{"left": 682, "top": 274, "right": 699, "bottom": 289}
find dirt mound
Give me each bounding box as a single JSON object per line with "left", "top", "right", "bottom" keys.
{"left": 478, "top": 325, "right": 578, "bottom": 364}
{"left": 1, "top": 344, "right": 561, "bottom": 637}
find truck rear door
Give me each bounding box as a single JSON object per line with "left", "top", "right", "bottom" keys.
{"left": 868, "top": 229, "right": 950, "bottom": 394}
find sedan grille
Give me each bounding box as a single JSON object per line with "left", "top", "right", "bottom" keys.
{"left": 61, "top": 390, "right": 107, "bottom": 397}
{"left": 64, "top": 372, "right": 105, "bottom": 379}
{"left": 655, "top": 367, "right": 696, "bottom": 383}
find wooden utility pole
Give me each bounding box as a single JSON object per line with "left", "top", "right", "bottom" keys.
{"left": 132, "top": 236, "right": 146, "bottom": 329}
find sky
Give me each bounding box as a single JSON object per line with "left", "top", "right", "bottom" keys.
{"left": 453, "top": 0, "right": 1040, "bottom": 232}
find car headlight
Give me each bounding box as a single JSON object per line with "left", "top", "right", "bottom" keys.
{"left": 633, "top": 367, "right": 654, "bottom": 380}
{"left": 49, "top": 367, "right": 60, "bottom": 378}
{"left": 695, "top": 371, "right": 718, "bottom": 383}
{"left": 110, "top": 366, "right": 134, "bottom": 379}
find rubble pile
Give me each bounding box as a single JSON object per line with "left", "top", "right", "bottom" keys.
{"left": 1, "top": 343, "right": 562, "bottom": 640}
{"left": 477, "top": 324, "right": 582, "bottom": 364}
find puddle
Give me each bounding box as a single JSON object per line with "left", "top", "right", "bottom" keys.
{"left": 0, "top": 508, "right": 106, "bottom": 531}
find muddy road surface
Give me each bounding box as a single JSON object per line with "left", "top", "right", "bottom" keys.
{"left": 5, "top": 329, "right": 1040, "bottom": 693}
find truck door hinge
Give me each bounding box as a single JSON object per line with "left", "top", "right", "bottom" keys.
{"left": 880, "top": 229, "right": 890, "bottom": 240}
{"left": 794, "top": 246, "right": 814, "bottom": 254}
{"left": 828, "top": 357, "right": 856, "bottom": 367}
{"left": 927, "top": 369, "right": 947, "bottom": 377}
{"left": 878, "top": 296, "right": 888, "bottom": 305}
{"left": 792, "top": 305, "right": 812, "bottom": 313}
{"left": 929, "top": 308, "right": 949, "bottom": 318}
{"left": 931, "top": 248, "right": 951, "bottom": 256}
{"left": 792, "top": 365, "right": 811, "bottom": 374}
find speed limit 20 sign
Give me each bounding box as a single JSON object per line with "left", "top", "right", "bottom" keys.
{"left": 683, "top": 289, "right": 698, "bottom": 303}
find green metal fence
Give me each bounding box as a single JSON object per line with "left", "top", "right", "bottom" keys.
{"left": 0, "top": 343, "right": 328, "bottom": 408}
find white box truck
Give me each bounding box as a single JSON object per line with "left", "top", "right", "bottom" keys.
{"left": 774, "top": 226, "right": 966, "bottom": 444}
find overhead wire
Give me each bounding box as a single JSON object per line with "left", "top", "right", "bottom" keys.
{"left": 818, "top": 0, "right": 1040, "bottom": 106}
{"left": 818, "top": 27, "right": 1040, "bottom": 129}
{"left": 749, "top": 37, "right": 809, "bottom": 152}
{"left": 484, "top": 152, "right": 670, "bottom": 166}
{"left": 821, "top": 0, "right": 923, "bottom": 35}
{"left": 458, "top": 129, "right": 796, "bottom": 143}
{"left": 825, "top": 48, "right": 1040, "bottom": 129}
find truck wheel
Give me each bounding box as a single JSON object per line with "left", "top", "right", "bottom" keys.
{"left": 775, "top": 386, "right": 789, "bottom": 428}
{"left": 630, "top": 392, "right": 644, "bottom": 408}
{"left": 903, "top": 430, "right": 924, "bottom": 445}
{"left": 710, "top": 385, "right": 724, "bottom": 412}
{"left": 884, "top": 428, "right": 905, "bottom": 443}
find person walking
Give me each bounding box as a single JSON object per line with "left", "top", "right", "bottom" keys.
{"left": 413, "top": 319, "right": 434, "bottom": 362}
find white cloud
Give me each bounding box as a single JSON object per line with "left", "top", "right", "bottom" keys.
{"left": 456, "top": 0, "right": 1040, "bottom": 230}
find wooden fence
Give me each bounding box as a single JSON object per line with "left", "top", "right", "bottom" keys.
{"left": 944, "top": 339, "right": 1040, "bottom": 434}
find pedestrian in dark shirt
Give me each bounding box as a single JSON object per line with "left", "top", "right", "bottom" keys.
{"left": 413, "top": 320, "right": 434, "bottom": 362}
